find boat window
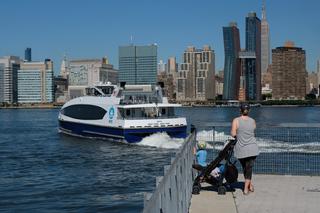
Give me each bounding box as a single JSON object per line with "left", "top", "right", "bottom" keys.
{"left": 100, "top": 87, "right": 114, "bottom": 95}
{"left": 168, "top": 107, "right": 175, "bottom": 117}
{"left": 118, "top": 107, "right": 176, "bottom": 119}
{"left": 61, "top": 104, "right": 106, "bottom": 120}
{"left": 118, "top": 108, "right": 125, "bottom": 119}
{"left": 133, "top": 108, "right": 144, "bottom": 118}
{"left": 144, "top": 107, "right": 157, "bottom": 118}
{"left": 122, "top": 108, "right": 145, "bottom": 118}
{"left": 161, "top": 108, "right": 166, "bottom": 116}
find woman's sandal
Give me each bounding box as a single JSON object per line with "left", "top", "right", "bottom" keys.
{"left": 243, "top": 190, "right": 250, "bottom": 195}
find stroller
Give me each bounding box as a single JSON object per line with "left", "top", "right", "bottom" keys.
{"left": 192, "top": 138, "right": 238, "bottom": 195}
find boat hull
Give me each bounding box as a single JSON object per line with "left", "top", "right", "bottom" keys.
{"left": 59, "top": 120, "right": 187, "bottom": 143}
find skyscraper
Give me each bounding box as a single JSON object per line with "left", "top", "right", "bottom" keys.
{"left": 119, "top": 44, "right": 157, "bottom": 85}
{"left": 25, "top": 48, "right": 32, "bottom": 62}
{"left": 317, "top": 59, "right": 320, "bottom": 90}
{"left": 166, "top": 57, "right": 178, "bottom": 100}
{"left": 18, "top": 59, "right": 54, "bottom": 103}
{"left": 261, "top": 1, "right": 270, "bottom": 74}
{"left": 157, "top": 60, "right": 166, "bottom": 73}
{"left": 239, "top": 51, "right": 256, "bottom": 101}
{"left": 272, "top": 43, "right": 306, "bottom": 100}
{"left": 0, "top": 56, "right": 21, "bottom": 103}
{"left": 176, "top": 45, "right": 215, "bottom": 102}
{"left": 60, "top": 55, "right": 69, "bottom": 79}
{"left": 223, "top": 22, "right": 241, "bottom": 100}
{"left": 167, "top": 57, "right": 178, "bottom": 74}
{"left": 245, "top": 12, "right": 261, "bottom": 100}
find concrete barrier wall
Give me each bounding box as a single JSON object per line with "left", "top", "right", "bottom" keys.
{"left": 142, "top": 131, "right": 197, "bottom": 213}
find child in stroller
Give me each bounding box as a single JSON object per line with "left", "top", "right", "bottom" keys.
{"left": 192, "top": 138, "right": 238, "bottom": 195}
{"left": 192, "top": 140, "right": 208, "bottom": 173}
{"left": 192, "top": 141, "right": 225, "bottom": 180}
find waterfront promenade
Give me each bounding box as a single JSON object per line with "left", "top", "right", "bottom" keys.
{"left": 143, "top": 122, "right": 320, "bottom": 213}
{"left": 189, "top": 174, "right": 320, "bottom": 213}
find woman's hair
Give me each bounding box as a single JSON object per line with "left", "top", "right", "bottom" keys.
{"left": 240, "top": 103, "right": 250, "bottom": 115}
{"left": 197, "top": 141, "right": 206, "bottom": 149}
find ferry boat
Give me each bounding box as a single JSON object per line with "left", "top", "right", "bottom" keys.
{"left": 58, "top": 83, "right": 187, "bottom": 143}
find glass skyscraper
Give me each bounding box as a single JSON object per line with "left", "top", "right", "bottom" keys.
{"left": 245, "top": 12, "right": 261, "bottom": 100}
{"left": 245, "top": 58, "right": 257, "bottom": 100}
{"left": 119, "top": 44, "right": 157, "bottom": 85}
{"left": 223, "top": 22, "right": 241, "bottom": 100}
{"left": 25, "top": 48, "right": 32, "bottom": 62}
{"left": 238, "top": 51, "right": 256, "bottom": 101}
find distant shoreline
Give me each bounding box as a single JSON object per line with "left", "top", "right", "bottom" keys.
{"left": 180, "top": 105, "right": 320, "bottom": 108}
{"left": 1, "top": 103, "right": 319, "bottom": 109}
{"left": 0, "top": 104, "right": 62, "bottom": 109}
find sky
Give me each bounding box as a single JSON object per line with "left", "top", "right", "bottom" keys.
{"left": 0, "top": 0, "right": 319, "bottom": 75}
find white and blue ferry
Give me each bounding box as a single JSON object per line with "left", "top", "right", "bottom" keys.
{"left": 58, "top": 83, "right": 187, "bottom": 143}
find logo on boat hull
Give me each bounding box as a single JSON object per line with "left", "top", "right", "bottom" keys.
{"left": 108, "top": 106, "right": 115, "bottom": 124}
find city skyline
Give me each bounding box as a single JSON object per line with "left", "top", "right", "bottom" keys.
{"left": 0, "top": 0, "right": 319, "bottom": 74}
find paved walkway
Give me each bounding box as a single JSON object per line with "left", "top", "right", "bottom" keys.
{"left": 189, "top": 174, "right": 320, "bottom": 213}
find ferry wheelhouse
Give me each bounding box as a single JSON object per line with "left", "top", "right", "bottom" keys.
{"left": 58, "top": 83, "right": 187, "bottom": 143}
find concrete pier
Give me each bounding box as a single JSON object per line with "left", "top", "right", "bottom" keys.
{"left": 189, "top": 174, "right": 320, "bottom": 213}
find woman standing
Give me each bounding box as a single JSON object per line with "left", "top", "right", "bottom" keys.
{"left": 231, "top": 103, "right": 259, "bottom": 195}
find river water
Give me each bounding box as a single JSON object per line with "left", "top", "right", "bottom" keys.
{"left": 0, "top": 107, "right": 319, "bottom": 212}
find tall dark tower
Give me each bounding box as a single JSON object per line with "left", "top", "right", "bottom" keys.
{"left": 222, "top": 22, "right": 241, "bottom": 100}
{"left": 25, "top": 48, "right": 32, "bottom": 62}
{"left": 245, "top": 12, "right": 261, "bottom": 100}
{"left": 261, "top": 0, "right": 270, "bottom": 74}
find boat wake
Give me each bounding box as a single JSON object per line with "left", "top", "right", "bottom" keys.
{"left": 137, "top": 132, "right": 185, "bottom": 149}
{"left": 196, "top": 130, "right": 320, "bottom": 153}
{"left": 136, "top": 129, "right": 320, "bottom": 153}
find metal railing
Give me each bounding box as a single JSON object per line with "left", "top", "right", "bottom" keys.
{"left": 198, "top": 122, "right": 320, "bottom": 176}
{"left": 142, "top": 130, "right": 197, "bottom": 213}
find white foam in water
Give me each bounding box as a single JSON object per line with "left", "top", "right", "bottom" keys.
{"left": 137, "top": 130, "right": 320, "bottom": 153}
{"left": 257, "top": 139, "right": 320, "bottom": 153}
{"left": 137, "top": 132, "right": 185, "bottom": 149}
{"left": 196, "top": 130, "right": 320, "bottom": 153}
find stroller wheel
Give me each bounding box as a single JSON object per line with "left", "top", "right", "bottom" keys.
{"left": 192, "top": 184, "right": 201, "bottom": 195}
{"left": 218, "top": 185, "right": 226, "bottom": 195}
